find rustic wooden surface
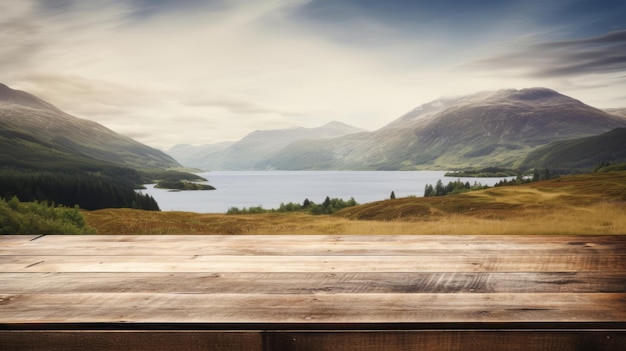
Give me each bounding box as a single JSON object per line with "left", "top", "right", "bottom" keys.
{"left": 1, "top": 234, "right": 625, "bottom": 350}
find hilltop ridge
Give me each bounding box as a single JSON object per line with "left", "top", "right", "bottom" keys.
{"left": 262, "top": 88, "right": 626, "bottom": 170}
{"left": 0, "top": 83, "right": 180, "bottom": 170}
{"left": 0, "top": 83, "right": 62, "bottom": 112}
{"left": 166, "top": 120, "right": 367, "bottom": 170}
{"left": 0, "top": 83, "right": 183, "bottom": 210}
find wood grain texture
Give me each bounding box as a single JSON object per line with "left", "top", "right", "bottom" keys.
{"left": 1, "top": 235, "right": 625, "bottom": 350}
{"left": 2, "top": 254, "right": 624, "bottom": 273}
{"left": 2, "top": 293, "right": 626, "bottom": 323}
{"left": 2, "top": 272, "right": 624, "bottom": 294}
{"left": 2, "top": 235, "right": 625, "bottom": 256}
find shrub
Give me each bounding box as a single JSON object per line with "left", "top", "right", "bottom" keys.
{"left": 0, "top": 197, "right": 96, "bottom": 234}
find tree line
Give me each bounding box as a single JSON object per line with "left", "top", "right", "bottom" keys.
{"left": 227, "top": 196, "right": 358, "bottom": 215}
{"left": 0, "top": 169, "right": 159, "bottom": 211}
{"left": 424, "top": 168, "right": 562, "bottom": 197}
{"left": 423, "top": 179, "right": 489, "bottom": 197}
{"left": 493, "top": 168, "right": 560, "bottom": 187}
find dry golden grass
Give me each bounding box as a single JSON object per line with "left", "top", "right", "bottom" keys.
{"left": 84, "top": 171, "right": 626, "bottom": 235}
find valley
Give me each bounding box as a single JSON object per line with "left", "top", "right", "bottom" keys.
{"left": 84, "top": 170, "right": 626, "bottom": 235}
{"left": 2, "top": 83, "right": 626, "bottom": 234}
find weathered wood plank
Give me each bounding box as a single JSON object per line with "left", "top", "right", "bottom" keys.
{"left": 1, "top": 330, "right": 624, "bottom": 351}
{"left": 1, "top": 330, "right": 625, "bottom": 351}
{"left": 8, "top": 234, "right": 613, "bottom": 245}
{"left": 2, "top": 235, "right": 625, "bottom": 256}
{"left": 1, "top": 272, "right": 625, "bottom": 294}
{"left": 0, "top": 235, "right": 41, "bottom": 246}
{"left": 265, "top": 330, "right": 626, "bottom": 351}
{"left": 2, "top": 293, "right": 625, "bottom": 324}
{"left": 1, "top": 254, "right": 623, "bottom": 273}
{"left": 1, "top": 234, "right": 624, "bottom": 351}
{"left": 0, "top": 331, "right": 262, "bottom": 351}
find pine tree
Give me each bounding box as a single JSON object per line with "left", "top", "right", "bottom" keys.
{"left": 424, "top": 184, "right": 435, "bottom": 197}
{"left": 323, "top": 196, "right": 331, "bottom": 208}
{"left": 435, "top": 180, "right": 445, "bottom": 196}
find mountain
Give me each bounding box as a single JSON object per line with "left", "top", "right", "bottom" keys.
{"left": 0, "top": 83, "right": 180, "bottom": 170}
{"left": 167, "top": 121, "right": 367, "bottom": 170}
{"left": 605, "top": 108, "right": 626, "bottom": 118}
{"left": 263, "top": 88, "right": 626, "bottom": 170}
{"left": 0, "top": 82, "right": 183, "bottom": 210}
{"left": 166, "top": 141, "right": 235, "bottom": 170}
{"left": 519, "top": 127, "right": 626, "bottom": 171}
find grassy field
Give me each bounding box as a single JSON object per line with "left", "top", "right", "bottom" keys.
{"left": 84, "top": 171, "right": 626, "bottom": 235}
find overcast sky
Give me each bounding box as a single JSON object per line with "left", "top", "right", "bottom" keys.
{"left": 2, "top": 0, "right": 626, "bottom": 149}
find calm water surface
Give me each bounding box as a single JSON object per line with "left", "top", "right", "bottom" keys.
{"left": 139, "top": 171, "right": 512, "bottom": 213}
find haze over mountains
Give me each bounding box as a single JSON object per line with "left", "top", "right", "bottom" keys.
{"left": 2, "top": 82, "right": 626, "bottom": 174}
{"left": 167, "top": 122, "right": 366, "bottom": 170}
{"left": 0, "top": 83, "right": 183, "bottom": 210}
{"left": 3, "top": 80, "right": 626, "bottom": 215}
{"left": 606, "top": 108, "right": 626, "bottom": 118}
{"left": 0, "top": 83, "right": 180, "bottom": 171}
{"left": 170, "top": 88, "right": 626, "bottom": 171}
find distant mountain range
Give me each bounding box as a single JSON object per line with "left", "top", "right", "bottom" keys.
{"left": 170, "top": 88, "right": 626, "bottom": 171}
{"left": 4, "top": 83, "right": 625, "bottom": 175}
{"left": 0, "top": 83, "right": 180, "bottom": 170}
{"left": 167, "top": 121, "right": 367, "bottom": 170}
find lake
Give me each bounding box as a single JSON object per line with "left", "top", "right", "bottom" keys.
{"left": 139, "top": 171, "right": 513, "bottom": 213}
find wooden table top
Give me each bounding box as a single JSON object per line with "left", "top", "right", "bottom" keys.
{"left": 1, "top": 234, "right": 625, "bottom": 329}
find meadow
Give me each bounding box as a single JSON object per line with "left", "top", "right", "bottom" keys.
{"left": 83, "top": 171, "right": 626, "bottom": 235}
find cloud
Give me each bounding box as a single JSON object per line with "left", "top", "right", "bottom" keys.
{"left": 0, "top": 1, "right": 135, "bottom": 79}
{"left": 183, "top": 95, "right": 302, "bottom": 117}
{"left": 466, "top": 30, "right": 626, "bottom": 78}
{"left": 0, "top": 4, "right": 46, "bottom": 70}
{"left": 13, "top": 73, "right": 160, "bottom": 119}
{"left": 534, "top": 31, "right": 626, "bottom": 77}
{"left": 2, "top": 1, "right": 626, "bottom": 148}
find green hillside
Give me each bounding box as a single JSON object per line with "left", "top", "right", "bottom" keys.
{"left": 0, "top": 108, "right": 180, "bottom": 170}
{"left": 0, "top": 83, "right": 195, "bottom": 211}
{"left": 519, "top": 128, "right": 626, "bottom": 171}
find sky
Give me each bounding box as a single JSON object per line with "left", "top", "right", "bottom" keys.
{"left": 2, "top": 0, "right": 626, "bottom": 149}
